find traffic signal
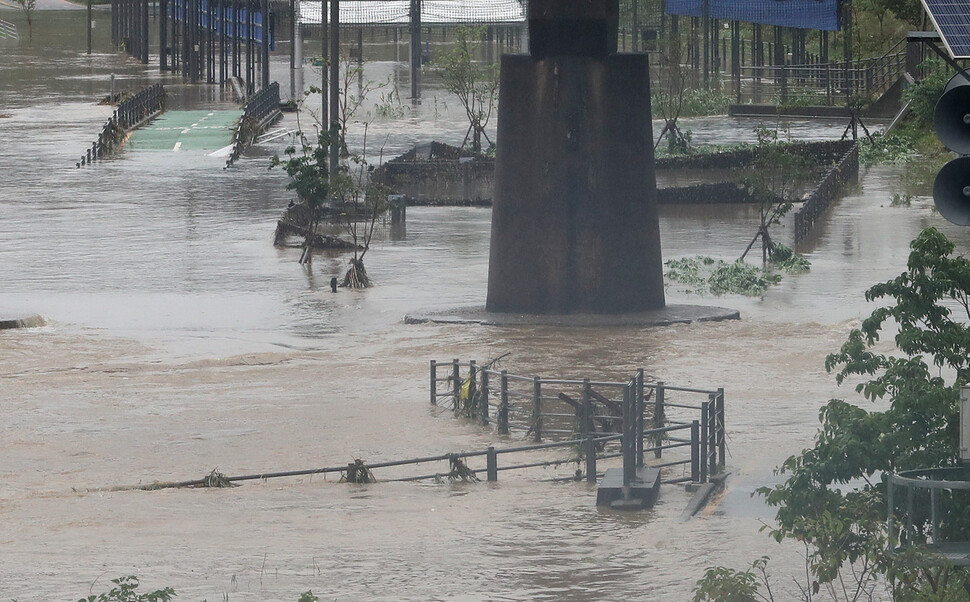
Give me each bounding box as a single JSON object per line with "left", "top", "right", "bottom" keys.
{"left": 933, "top": 72, "right": 970, "bottom": 225}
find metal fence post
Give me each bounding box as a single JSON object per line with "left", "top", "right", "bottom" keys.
{"left": 486, "top": 446, "right": 497, "bottom": 482}
{"left": 480, "top": 368, "right": 489, "bottom": 426}
{"left": 430, "top": 360, "right": 436, "bottom": 405}
{"left": 452, "top": 358, "right": 460, "bottom": 410}
{"left": 654, "top": 381, "right": 665, "bottom": 459}
{"left": 707, "top": 397, "right": 717, "bottom": 477}
{"left": 468, "top": 360, "right": 477, "bottom": 418}
{"left": 532, "top": 376, "right": 542, "bottom": 443}
{"left": 585, "top": 435, "right": 597, "bottom": 483}
{"left": 581, "top": 378, "right": 592, "bottom": 439}
{"left": 691, "top": 420, "right": 700, "bottom": 482}
{"left": 623, "top": 383, "right": 635, "bottom": 487}
{"left": 636, "top": 369, "right": 645, "bottom": 467}
{"left": 700, "top": 401, "right": 709, "bottom": 483}
{"left": 716, "top": 387, "right": 725, "bottom": 470}
{"left": 499, "top": 370, "right": 509, "bottom": 435}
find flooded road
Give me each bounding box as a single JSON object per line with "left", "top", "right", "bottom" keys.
{"left": 2, "top": 12, "right": 969, "bottom": 601}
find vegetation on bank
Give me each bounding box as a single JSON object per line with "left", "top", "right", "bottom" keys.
{"left": 66, "top": 575, "right": 325, "bottom": 602}
{"left": 693, "top": 228, "right": 970, "bottom": 601}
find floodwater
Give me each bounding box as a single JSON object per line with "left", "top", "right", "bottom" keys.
{"left": 1, "top": 12, "right": 968, "bottom": 601}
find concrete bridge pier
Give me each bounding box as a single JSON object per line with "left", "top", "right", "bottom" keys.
{"left": 485, "top": 0, "right": 665, "bottom": 314}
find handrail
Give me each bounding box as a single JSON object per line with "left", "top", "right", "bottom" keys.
{"left": 76, "top": 84, "right": 166, "bottom": 167}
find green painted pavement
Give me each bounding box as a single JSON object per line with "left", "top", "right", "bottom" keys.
{"left": 127, "top": 110, "right": 240, "bottom": 152}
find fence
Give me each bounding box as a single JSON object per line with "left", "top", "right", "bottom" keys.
{"left": 76, "top": 84, "right": 166, "bottom": 167}
{"left": 225, "top": 81, "right": 281, "bottom": 168}
{"left": 792, "top": 140, "right": 858, "bottom": 244}
{"left": 430, "top": 359, "right": 726, "bottom": 485}
{"left": 0, "top": 18, "right": 18, "bottom": 41}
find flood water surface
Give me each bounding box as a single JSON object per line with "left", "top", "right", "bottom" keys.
{"left": 2, "top": 13, "right": 969, "bottom": 601}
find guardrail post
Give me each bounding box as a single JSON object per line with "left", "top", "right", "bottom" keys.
{"left": 468, "top": 360, "right": 477, "bottom": 418}
{"left": 532, "top": 376, "right": 542, "bottom": 443}
{"left": 480, "top": 368, "right": 489, "bottom": 426}
{"left": 585, "top": 435, "right": 597, "bottom": 483}
{"left": 654, "top": 381, "right": 665, "bottom": 459}
{"left": 498, "top": 370, "right": 509, "bottom": 435}
{"left": 700, "top": 401, "right": 709, "bottom": 483}
{"left": 430, "top": 360, "right": 436, "bottom": 405}
{"left": 486, "top": 446, "right": 497, "bottom": 482}
{"left": 636, "top": 369, "right": 645, "bottom": 467}
{"left": 451, "top": 359, "right": 460, "bottom": 410}
{"left": 623, "top": 383, "right": 635, "bottom": 487}
{"left": 581, "top": 378, "right": 591, "bottom": 439}
{"left": 691, "top": 420, "right": 700, "bottom": 482}
{"left": 716, "top": 387, "right": 725, "bottom": 470}
{"left": 707, "top": 397, "right": 717, "bottom": 477}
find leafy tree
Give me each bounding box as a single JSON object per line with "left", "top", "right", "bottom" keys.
{"left": 749, "top": 228, "right": 970, "bottom": 599}
{"left": 433, "top": 26, "right": 498, "bottom": 155}
{"left": 270, "top": 128, "right": 334, "bottom": 264}
{"left": 654, "top": 26, "right": 693, "bottom": 153}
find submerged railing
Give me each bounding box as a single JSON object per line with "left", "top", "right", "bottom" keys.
{"left": 76, "top": 84, "right": 167, "bottom": 167}
{"left": 431, "top": 360, "right": 726, "bottom": 485}
{"left": 792, "top": 141, "right": 859, "bottom": 244}
{"left": 225, "top": 81, "right": 280, "bottom": 168}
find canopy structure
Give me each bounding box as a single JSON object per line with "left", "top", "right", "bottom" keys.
{"left": 921, "top": 0, "right": 970, "bottom": 59}
{"left": 299, "top": 0, "right": 526, "bottom": 26}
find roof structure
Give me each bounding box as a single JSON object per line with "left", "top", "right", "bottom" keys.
{"left": 299, "top": 0, "right": 526, "bottom": 26}
{"left": 921, "top": 0, "right": 970, "bottom": 59}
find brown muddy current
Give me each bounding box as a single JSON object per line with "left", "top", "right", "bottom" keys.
{"left": 1, "top": 11, "right": 968, "bottom": 601}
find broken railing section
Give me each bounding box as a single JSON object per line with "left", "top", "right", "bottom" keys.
{"left": 76, "top": 84, "right": 167, "bottom": 167}
{"left": 225, "top": 81, "right": 281, "bottom": 168}
{"left": 430, "top": 360, "right": 727, "bottom": 485}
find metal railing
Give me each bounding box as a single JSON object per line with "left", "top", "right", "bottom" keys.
{"left": 76, "top": 84, "right": 166, "bottom": 167}
{"left": 887, "top": 467, "right": 970, "bottom": 565}
{"left": 0, "top": 18, "right": 18, "bottom": 40}
{"left": 225, "top": 81, "right": 280, "bottom": 168}
{"left": 430, "top": 359, "right": 726, "bottom": 485}
{"left": 793, "top": 141, "right": 859, "bottom": 244}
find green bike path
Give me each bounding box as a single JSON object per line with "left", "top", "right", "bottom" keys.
{"left": 126, "top": 110, "right": 240, "bottom": 152}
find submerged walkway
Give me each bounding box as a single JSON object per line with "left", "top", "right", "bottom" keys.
{"left": 126, "top": 110, "right": 239, "bottom": 153}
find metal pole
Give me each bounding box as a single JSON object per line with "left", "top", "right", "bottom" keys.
{"left": 321, "top": 0, "right": 328, "bottom": 124}
{"left": 451, "top": 359, "right": 460, "bottom": 408}
{"left": 328, "top": 0, "right": 339, "bottom": 171}
{"left": 636, "top": 369, "right": 644, "bottom": 467}
{"left": 486, "top": 446, "right": 497, "bottom": 482}
{"left": 654, "top": 381, "right": 664, "bottom": 459}
{"left": 691, "top": 420, "right": 700, "bottom": 482}
{"left": 430, "top": 360, "right": 436, "bottom": 405}
{"left": 480, "top": 368, "right": 489, "bottom": 426}
{"left": 700, "top": 401, "right": 709, "bottom": 483}
{"left": 623, "top": 384, "right": 635, "bottom": 487}
{"left": 499, "top": 370, "right": 509, "bottom": 435}
{"left": 261, "top": 0, "right": 269, "bottom": 88}
{"left": 142, "top": 0, "right": 149, "bottom": 63}
{"left": 87, "top": 0, "right": 93, "bottom": 54}
{"left": 585, "top": 435, "right": 597, "bottom": 483}
{"left": 409, "top": 0, "right": 420, "bottom": 99}
{"left": 716, "top": 387, "right": 725, "bottom": 470}
{"left": 532, "top": 376, "right": 541, "bottom": 443}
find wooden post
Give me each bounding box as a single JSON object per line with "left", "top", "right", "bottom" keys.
{"left": 700, "top": 400, "right": 709, "bottom": 483}
{"left": 451, "top": 358, "right": 460, "bottom": 409}
{"left": 585, "top": 435, "right": 597, "bottom": 483}
{"left": 480, "top": 368, "right": 489, "bottom": 426}
{"left": 498, "top": 370, "right": 509, "bottom": 435}
{"left": 654, "top": 381, "right": 664, "bottom": 459}
{"left": 429, "top": 360, "right": 436, "bottom": 405}
{"left": 532, "top": 376, "right": 542, "bottom": 443}
{"left": 691, "top": 420, "right": 700, "bottom": 482}
{"left": 486, "top": 446, "right": 497, "bottom": 482}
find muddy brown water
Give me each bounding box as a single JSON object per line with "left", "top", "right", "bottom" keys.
{"left": 2, "top": 12, "right": 968, "bottom": 600}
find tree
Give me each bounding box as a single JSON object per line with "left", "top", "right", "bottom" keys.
{"left": 654, "top": 26, "right": 693, "bottom": 153}
{"left": 742, "top": 228, "right": 970, "bottom": 600}
{"left": 270, "top": 128, "right": 334, "bottom": 264}
{"left": 433, "top": 26, "right": 498, "bottom": 155}
{"left": 14, "top": 0, "right": 35, "bottom": 41}
{"left": 739, "top": 128, "right": 814, "bottom": 264}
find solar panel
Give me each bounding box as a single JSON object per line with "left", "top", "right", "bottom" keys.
{"left": 922, "top": 0, "right": 970, "bottom": 59}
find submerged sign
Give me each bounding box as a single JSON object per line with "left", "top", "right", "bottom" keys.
{"left": 665, "top": 0, "right": 841, "bottom": 31}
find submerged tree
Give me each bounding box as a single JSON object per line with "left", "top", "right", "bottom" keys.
{"left": 270, "top": 128, "right": 333, "bottom": 265}
{"left": 14, "top": 0, "right": 35, "bottom": 41}
{"left": 654, "top": 26, "right": 692, "bottom": 153}
{"left": 433, "top": 26, "right": 498, "bottom": 155}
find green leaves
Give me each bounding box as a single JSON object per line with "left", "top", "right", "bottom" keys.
{"left": 78, "top": 576, "right": 175, "bottom": 602}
